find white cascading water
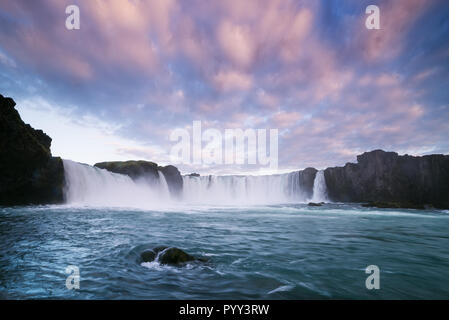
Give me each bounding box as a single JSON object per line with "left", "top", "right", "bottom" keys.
{"left": 157, "top": 170, "right": 171, "bottom": 201}
{"left": 63, "top": 160, "right": 329, "bottom": 207}
{"left": 310, "top": 170, "right": 328, "bottom": 203}
{"left": 63, "top": 160, "right": 172, "bottom": 208}
{"left": 182, "top": 172, "right": 311, "bottom": 205}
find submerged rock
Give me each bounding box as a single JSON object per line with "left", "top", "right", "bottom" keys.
{"left": 308, "top": 202, "right": 324, "bottom": 206}
{"left": 0, "top": 94, "right": 64, "bottom": 205}
{"left": 140, "top": 249, "right": 156, "bottom": 262}
{"left": 158, "top": 248, "right": 196, "bottom": 265}
{"left": 140, "top": 246, "right": 202, "bottom": 265}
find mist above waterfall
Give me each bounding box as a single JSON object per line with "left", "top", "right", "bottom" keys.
{"left": 63, "top": 160, "right": 329, "bottom": 208}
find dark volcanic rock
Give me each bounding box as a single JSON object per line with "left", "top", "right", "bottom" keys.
{"left": 94, "top": 161, "right": 183, "bottom": 197}
{"left": 158, "top": 247, "right": 196, "bottom": 265}
{"left": 286, "top": 168, "right": 317, "bottom": 200}
{"left": 324, "top": 150, "right": 449, "bottom": 209}
{"left": 187, "top": 173, "right": 200, "bottom": 177}
{"left": 95, "top": 160, "right": 159, "bottom": 181}
{"left": 140, "top": 249, "right": 156, "bottom": 262}
{"left": 0, "top": 94, "right": 64, "bottom": 205}
{"left": 299, "top": 167, "right": 318, "bottom": 199}
{"left": 140, "top": 246, "right": 199, "bottom": 265}
{"left": 159, "top": 165, "right": 183, "bottom": 197}
{"left": 308, "top": 202, "right": 324, "bottom": 206}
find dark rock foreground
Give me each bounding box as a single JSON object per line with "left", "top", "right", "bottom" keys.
{"left": 140, "top": 246, "right": 204, "bottom": 265}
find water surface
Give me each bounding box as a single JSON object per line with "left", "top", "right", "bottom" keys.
{"left": 1, "top": 204, "right": 448, "bottom": 299}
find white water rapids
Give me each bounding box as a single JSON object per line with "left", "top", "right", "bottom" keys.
{"left": 62, "top": 160, "right": 328, "bottom": 207}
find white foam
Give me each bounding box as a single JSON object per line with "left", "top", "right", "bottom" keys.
{"left": 267, "top": 285, "right": 295, "bottom": 295}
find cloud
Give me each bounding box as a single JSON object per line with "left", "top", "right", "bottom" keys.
{"left": 0, "top": 0, "right": 448, "bottom": 174}
{"left": 212, "top": 70, "right": 253, "bottom": 92}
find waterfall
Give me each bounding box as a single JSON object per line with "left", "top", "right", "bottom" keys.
{"left": 157, "top": 171, "right": 171, "bottom": 200}
{"left": 62, "top": 160, "right": 172, "bottom": 208}
{"left": 182, "top": 172, "right": 308, "bottom": 205}
{"left": 311, "top": 170, "right": 328, "bottom": 203}
{"left": 63, "top": 159, "right": 320, "bottom": 207}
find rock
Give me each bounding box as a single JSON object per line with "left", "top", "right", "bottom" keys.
{"left": 95, "top": 160, "right": 159, "bottom": 181}
{"left": 158, "top": 247, "right": 196, "bottom": 265}
{"left": 299, "top": 168, "right": 318, "bottom": 200}
{"left": 308, "top": 202, "right": 324, "bottom": 206}
{"left": 0, "top": 94, "right": 64, "bottom": 205}
{"left": 158, "top": 165, "right": 183, "bottom": 197}
{"left": 324, "top": 150, "right": 449, "bottom": 209}
{"left": 187, "top": 173, "right": 200, "bottom": 177}
{"left": 153, "top": 246, "right": 168, "bottom": 254}
{"left": 94, "top": 161, "right": 183, "bottom": 197}
{"left": 140, "top": 249, "right": 156, "bottom": 262}
{"left": 140, "top": 246, "right": 199, "bottom": 265}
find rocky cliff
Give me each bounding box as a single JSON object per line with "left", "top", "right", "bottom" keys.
{"left": 324, "top": 150, "right": 449, "bottom": 208}
{"left": 298, "top": 167, "right": 318, "bottom": 200}
{"left": 0, "top": 94, "right": 64, "bottom": 205}
{"left": 94, "top": 161, "right": 183, "bottom": 197}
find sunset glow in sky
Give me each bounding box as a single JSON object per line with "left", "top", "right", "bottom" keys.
{"left": 1, "top": 0, "right": 448, "bottom": 174}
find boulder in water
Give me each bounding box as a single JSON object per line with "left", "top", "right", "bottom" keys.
{"left": 158, "top": 247, "right": 196, "bottom": 265}
{"left": 140, "top": 246, "right": 201, "bottom": 265}
{"left": 308, "top": 202, "right": 324, "bottom": 206}
{"left": 140, "top": 249, "right": 157, "bottom": 262}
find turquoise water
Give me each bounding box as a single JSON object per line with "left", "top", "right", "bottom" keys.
{"left": 1, "top": 203, "right": 448, "bottom": 299}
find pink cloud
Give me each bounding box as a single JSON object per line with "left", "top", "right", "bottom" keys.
{"left": 217, "top": 20, "right": 255, "bottom": 69}
{"left": 271, "top": 111, "right": 302, "bottom": 128}
{"left": 212, "top": 70, "right": 253, "bottom": 92}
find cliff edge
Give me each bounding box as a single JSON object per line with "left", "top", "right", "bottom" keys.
{"left": 0, "top": 94, "right": 64, "bottom": 205}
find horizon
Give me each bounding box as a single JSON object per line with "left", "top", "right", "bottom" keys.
{"left": 1, "top": 0, "right": 449, "bottom": 175}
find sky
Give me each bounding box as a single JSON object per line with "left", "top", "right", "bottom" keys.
{"left": 1, "top": 0, "right": 449, "bottom": 175}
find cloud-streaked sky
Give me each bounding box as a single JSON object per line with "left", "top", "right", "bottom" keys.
{"left": 1, "top": 0, "right": 448, "bottom": 174}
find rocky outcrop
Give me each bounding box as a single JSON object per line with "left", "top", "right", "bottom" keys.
{"left": 159, "top": 165, "right": 183, "bottom": 196}
{"left": 94, "top": 161, "right": 183, "bottom": 197}
{"left": 95, "top": 160, "right": 159, "bottom": 181}
{"left": 187, "top": 173, "right": 200, "bottom": 177}
{"left": 298, "top": 167, "right": 317, "bottom": 200}
{"left": 140, "top": 246, "right": 206, "bottom": 265}
{"left": 324, "top": 150, "right": 449, "bottom": 209}
{"left": 0, "top": 94, "right": 64, "bottom": 205}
